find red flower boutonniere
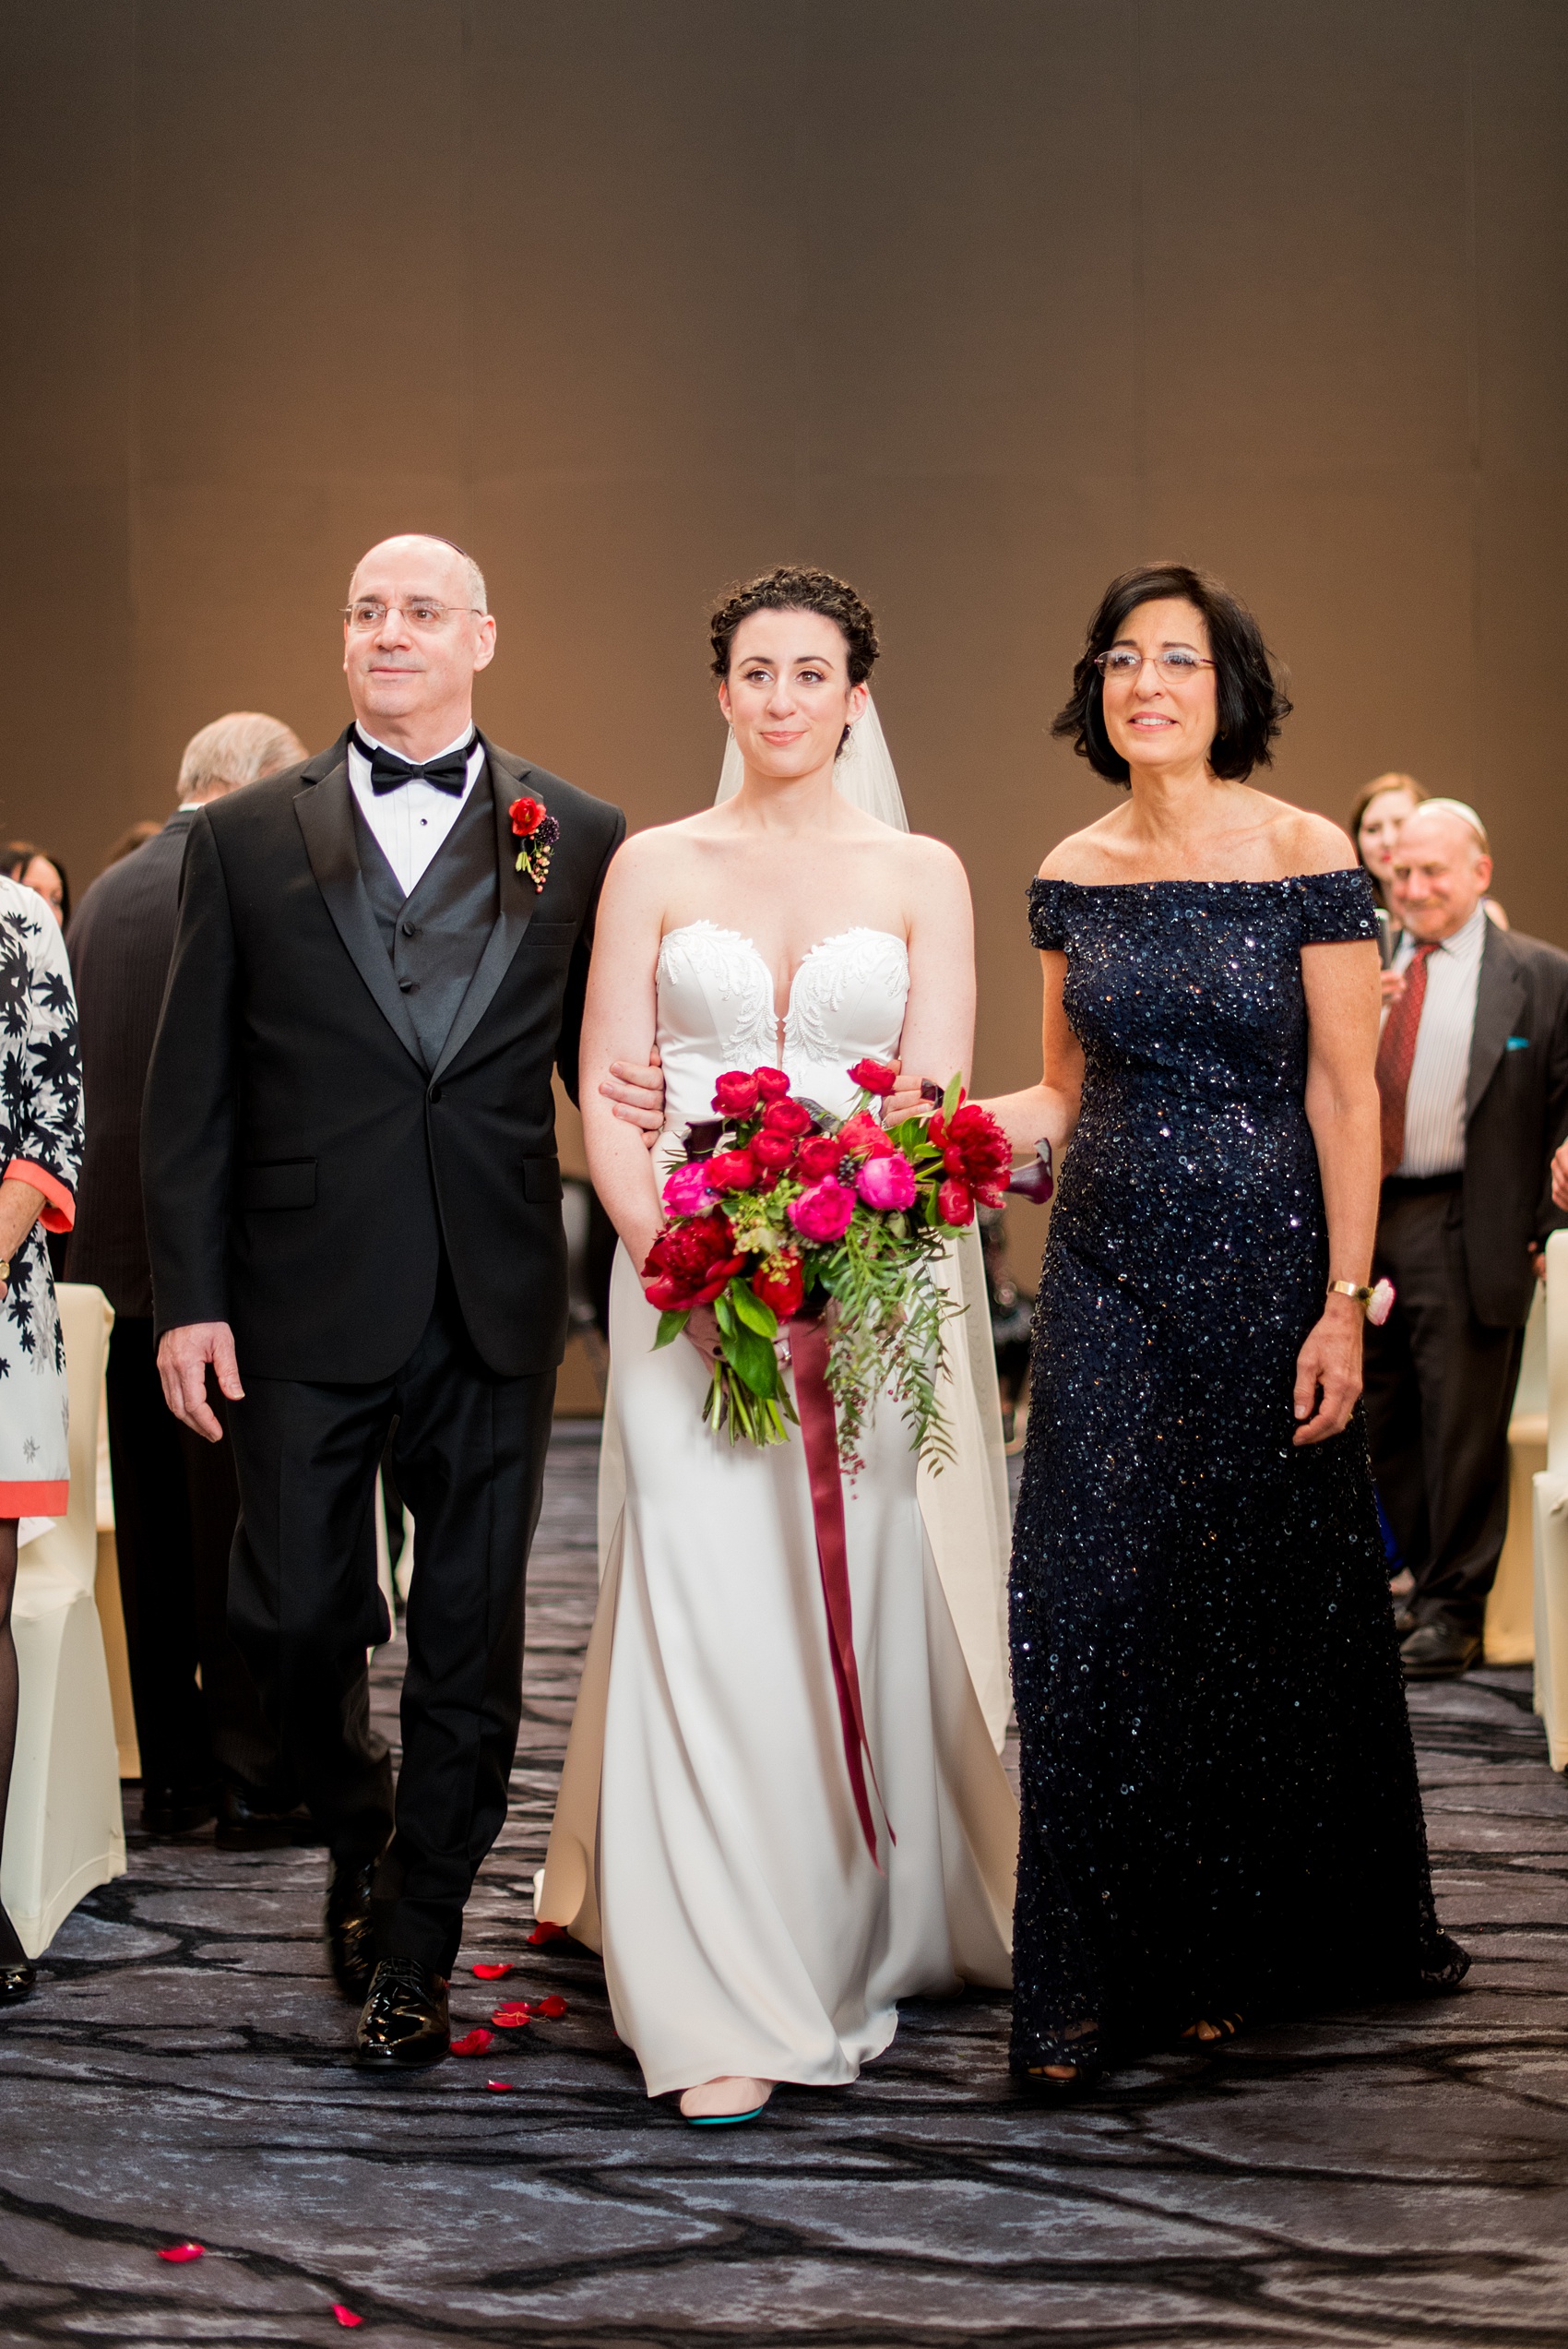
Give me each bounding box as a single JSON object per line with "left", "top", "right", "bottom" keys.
{"left": 509, "top": 793, "right": 562, "bottom": 893}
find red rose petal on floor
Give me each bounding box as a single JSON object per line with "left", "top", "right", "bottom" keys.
{"left": 528, "top": 1921, "right": 567, "bottom": 1944}
{"left": 470, "top": 1962, "right": 513, "bottom": 1980}
{"left": 484, "top": 2078, "right": 515, "bottom": 2093}
{"left": 332, "top": 2307, "right": 363, "bottom": 2329}
{"left": 157, "top": 2243, "right": 205, "bottom": 2263}
{"left": 449, "top": 2028, "right": 494, "bottom": 2057}
{"left": 531, "top": 1995, "right": 567, "bottom": 2019}
{"left": 490, "top": 2005, "right": 530, "bottom": 2029}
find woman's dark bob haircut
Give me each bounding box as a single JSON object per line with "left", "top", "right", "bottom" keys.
{"left": 709, "top": 565, "right": 879, "bottom": 686}
{"left": 1051, "top": 562, "right": 1291, "bottom": 787}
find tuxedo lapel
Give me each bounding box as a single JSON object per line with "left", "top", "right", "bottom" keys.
{"left": 1467, "top": 924, "right": 1526, "bottom": 1122}
{"left": 432, "top": 741, "right": 540, "bottom": 1079}
{"left": 293, "top": 746, "right": 425, "bottom": 1069}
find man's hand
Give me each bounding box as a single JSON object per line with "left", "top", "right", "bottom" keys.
{"left": 1551, "top": 1138, "right": 1568, "bottom": 1213}
{"left": 1291, "top": 1295, "right": 1363, "bottom": 1447}
{"left": 157, "top": 1322, "right": 244, "bottom": 1442}
{"left": 600, "top": 1045, "right": 665, "bottom": 1150}
{"left": 1380, "top": 967, "right": 1406, "bottom": 1007}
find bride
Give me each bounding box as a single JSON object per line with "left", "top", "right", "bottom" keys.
{"left": 538, "top": 565, "right": 1016, "bottom": 2122}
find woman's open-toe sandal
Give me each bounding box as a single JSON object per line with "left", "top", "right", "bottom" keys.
{"left": 1014, "top": 2060, "right": 1101, "bottom": 2102}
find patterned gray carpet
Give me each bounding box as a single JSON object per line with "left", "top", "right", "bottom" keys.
{"left": 1, "top": 1421, "right": 1565, "bottom": 2347}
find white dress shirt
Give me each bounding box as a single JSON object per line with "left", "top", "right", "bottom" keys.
{"left": 1389, "top": 901, "right": 1488, "bottom": 1176}
{"left": 348, "top": 727, "right": 485, "bottom": 898}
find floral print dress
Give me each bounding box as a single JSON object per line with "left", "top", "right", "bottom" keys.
{"left": 0, "top": 879, "right": 82, "bottom": 1517}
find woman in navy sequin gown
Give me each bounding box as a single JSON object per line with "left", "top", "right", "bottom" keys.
{"left": 984, "top": 566, "right": 1467, "bottom": 2087}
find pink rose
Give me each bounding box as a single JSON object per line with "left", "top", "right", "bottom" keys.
{"left": 788, "top": 1177, "right": 856, "bottom": 1244}
{"left": 855, "top": 1151, "right": 916, "bottom": 1211}
{"left": 661, "top": 1161, "right": 716, "bottom": 1216}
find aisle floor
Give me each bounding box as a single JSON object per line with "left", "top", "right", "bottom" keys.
{"left": 1, "top": 1422, "right": 1565, "bottom": 2348}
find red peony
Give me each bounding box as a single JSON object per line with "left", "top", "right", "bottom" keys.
{"left": 508, "top": 795, "right": 547, "bottom": 838}
{"left": 937, "top": 1177, "right": 975, "bottom": 1226}
{"left": 712, "top": 1069, "right": 761, "bottom": 1116}
{"left": 762, "top": 1097, "right": 814, "bottom": 1138}
{"left": 706, "top": 1148, "right": 755, "bottom": 1192}
{"left": 837, "top": 1109, "right": 895, "bottom": 1161}
{"left": 754, "top": 1067, "right": 791, "bottom": 1102}
{"left": 751, "top": 1128, "right": 798, "bottom": 1171}
{"left": 795, "top": 1132, "right": 846, "bottom": 1181}
{"left": 642, "top": 1210, "right": 745, "bottom": 1309}
{"left": 929, "top": 1098, "right": 1011, "bottom": 1208}
{"left": 848, "top": 1058, "right": 898, "bottom": 1097}
{"left": 752, "top": 1249, "right": 804, "bottom": 1319}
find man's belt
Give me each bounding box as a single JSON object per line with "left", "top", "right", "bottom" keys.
{"left": 1381, "top": 1171, "right": 1463, "bottom": 1198}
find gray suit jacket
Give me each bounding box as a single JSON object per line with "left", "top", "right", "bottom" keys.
{"left": 65, "top": 807, "right": 197, "bottom": 1318}
{"left": 1458, "top": 920, "right": 1568, "bottom": 1326}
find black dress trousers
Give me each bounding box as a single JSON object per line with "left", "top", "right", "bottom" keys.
{"left": 104, "top": 1317, "right": 280, "bottom": 1799}
{"left": 1363, "top": 1185, "right": 1527, "bottom": 1638}
{"left": 226, "top": 1259, "right": 555, "bottom": 1975}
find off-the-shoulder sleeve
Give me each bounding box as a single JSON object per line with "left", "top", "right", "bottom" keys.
{"left": 1028, "top": 876, "right": 1067, "bottom": 951}
{"left": 1297, "top": 867, "right": 1378, "bottom": 946}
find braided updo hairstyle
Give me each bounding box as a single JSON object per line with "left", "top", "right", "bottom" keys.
{"left": 708, "top": 565, "right": 880, "bottom": 686}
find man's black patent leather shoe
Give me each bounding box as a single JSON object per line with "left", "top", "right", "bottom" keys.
{"left": 325, "top": 1855, "right": 380, "bottom": 2002}
{"left": 140, "top": 1783, "right": 217, "bottom": 1837}
{"left": 215, "top": 1782, "right": 317, "bottom": 1852}
{"left": 0, "top": 1961, "right": 36, "bottom": 2006}
{"left": 1400, "top": 1622, "right": 1482, "bottom": 1681}
{"left": 354, "top": 1957, "right": 450, "bottom": 2068}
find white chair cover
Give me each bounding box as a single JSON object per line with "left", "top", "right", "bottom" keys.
{"left": 2, "top": 1283, "right": 126, "bottom": 1955}
{"left": 1532, "top": 1231, "right": 1568, "bottom": 1768}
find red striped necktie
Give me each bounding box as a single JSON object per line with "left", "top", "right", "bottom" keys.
{"left": 1375, "top": 940, "right": 1437, "bottom": 1179}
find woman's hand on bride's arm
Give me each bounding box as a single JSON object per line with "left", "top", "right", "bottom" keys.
{"left": 600, "top": 1045, "right": 664, "bottom": 1148}
{"left": 974, "top": 950, "right": 1083, "bottom": 1161}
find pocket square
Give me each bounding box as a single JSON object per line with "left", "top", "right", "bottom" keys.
{"left": 1505, "top": 1035, "right": 1530, "bottom": 1051}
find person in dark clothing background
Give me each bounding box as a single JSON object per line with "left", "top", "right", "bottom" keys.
{"left": 66, "top": 711, "right": 309, "bottom": 1842}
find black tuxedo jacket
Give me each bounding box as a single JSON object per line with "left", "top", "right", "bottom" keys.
{"left": 1457, "top": 920, "right": 1568, "bottom": 1326}
{"left": 66, "top": 805, "right": 199, "bottom": 1318}
{"left": 142, "top": 730, "right": 624, "bottom": 1381}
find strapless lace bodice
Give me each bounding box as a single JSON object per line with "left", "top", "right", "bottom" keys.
{"left": 655, "top": 922, "right": 910, "bottom": 1130}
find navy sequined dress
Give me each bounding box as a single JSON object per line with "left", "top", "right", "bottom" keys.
{"left": 1010, "top": 870, "right": 1467, "bottom": 2074}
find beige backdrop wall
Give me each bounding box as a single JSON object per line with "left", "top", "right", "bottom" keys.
{"left": 4, "top": 1, "right": 1563, "bottom": 1219}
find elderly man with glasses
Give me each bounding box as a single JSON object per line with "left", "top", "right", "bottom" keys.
{"left": 1367, "top": 800, "right": 1568, "bottom": 1681}
{"left": 143, "top": 536, "right": 662, "bottom": 2065}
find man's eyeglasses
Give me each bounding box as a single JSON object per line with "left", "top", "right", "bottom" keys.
{"left": 342, "top": 600, "right": 486, "bottom": 633}
{"left": 1094, "top": 648, "right": 1214, "bottom": 686}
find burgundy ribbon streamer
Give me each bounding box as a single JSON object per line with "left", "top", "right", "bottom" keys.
{"left": 788, "top": 1314, "right": 890, "bottom": 1866}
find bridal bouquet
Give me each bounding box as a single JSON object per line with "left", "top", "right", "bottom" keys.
{"left": 641, "top": 1059, "right": 1012, "bottom": 1470}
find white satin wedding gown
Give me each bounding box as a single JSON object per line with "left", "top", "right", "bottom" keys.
{"left": 539, "top": 921, "right": 1017, "bottom": 2098}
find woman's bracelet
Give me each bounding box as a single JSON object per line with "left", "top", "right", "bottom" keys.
{"left": 1327, "top": 1278, "right": 1395, "bottom": 1326}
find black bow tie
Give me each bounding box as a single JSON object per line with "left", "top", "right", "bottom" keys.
{"left": 353, "top": 729, "right": 475, "bottom": 797}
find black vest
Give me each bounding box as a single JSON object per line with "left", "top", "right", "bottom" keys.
{"left": 352, "top": 760, "right": 499, "bottom": 1070}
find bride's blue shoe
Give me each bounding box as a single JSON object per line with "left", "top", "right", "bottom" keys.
{"left": 679, "top": 2081, "right": 774, "bottom": 2126}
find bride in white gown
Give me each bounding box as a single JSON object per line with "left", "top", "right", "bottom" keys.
{"left": 539, "top": 566, "right": 1016, "bottom": 2121}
